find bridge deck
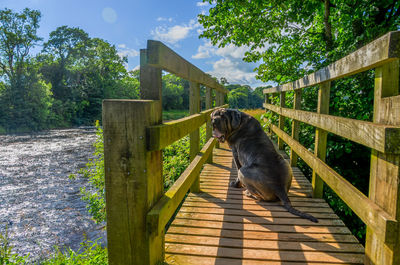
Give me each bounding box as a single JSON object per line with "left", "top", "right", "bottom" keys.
{"left": 165, "top": 143, "right": 365, "bottom": 264}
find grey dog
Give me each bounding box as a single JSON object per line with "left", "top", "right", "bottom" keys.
{"left": 211, "top": 108, "right": 318, "bottom": 223}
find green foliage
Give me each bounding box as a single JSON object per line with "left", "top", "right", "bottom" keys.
{"left": 162, "top": 109, "right": 189, "bottom": 121}
{"left": 69, "top": 121, "right": 105, "bottom": 224}
{"left": 227, "top": 85, "right": 264, "bottom": 109}
{"left": 0, "top": 226, "right": 29, "bottom": 264}
{"left": 42, "top": 240, "right": 107, "bottom": 265}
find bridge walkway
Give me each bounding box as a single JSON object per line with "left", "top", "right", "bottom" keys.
{"left": 165, "top": 143, "right": 365, "bottom": 264}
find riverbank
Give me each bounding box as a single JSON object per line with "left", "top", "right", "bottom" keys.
{"left": 0, "top": 128, "right": 106, "bottom": 263}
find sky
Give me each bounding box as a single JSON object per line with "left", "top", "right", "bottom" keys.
{"left": 0, "top": 0, "right": 267, "bottom": 88}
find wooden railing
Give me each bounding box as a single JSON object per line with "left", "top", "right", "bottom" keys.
{"left": 263, "top": 31, "right": 400, "bottom": 265}
{"left": 102, "top": 40, "right": 228, "bottom": 265}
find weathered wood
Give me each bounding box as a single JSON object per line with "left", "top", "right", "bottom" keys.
{"left": 166, "top": 243, "right": 364, "bottom": 264}
{"left": 278, "top": 92, "right": 286, "bottom": 150}
{"left": 146, "top": 40, "right": 228, "bottom": 94}
{"left": 165, "top": 234, "right": 364, "bottom": 253}
{"left": 264, "top": 103, "right": 400, "bottom": 154}
{"left": 312, "top": 82, "right": 330, "bottom": 198}
{"left": 263, "top": 31, "right": 400, "bottom": 94}
{"left": 271, "top": 124, "right": 398, "bottom": 244}
{"left": 139, "top": 51, "right": 164, "bottom": 265}
{"left": 205, "top": 86, "right": 213, "bottom": 163}
{"left": 103, "top": 100, "right": 163, "bottom": 265}
{"left": 290, "top": 89, "right": 301, "bottom": 166}
{"left": 147, "top": 138, "right": 216, "bottom": 237}
{"left": 189, "top": 81, "right": 201, "bottom": 192}
{"left": 167, "top": 226, "right": 360, "bottom": 243}
{"left": 146, "top": 104, "right": 228, "bottom": 151}
{"left": 365, "top": 59, "right": 400, "bottom": 265}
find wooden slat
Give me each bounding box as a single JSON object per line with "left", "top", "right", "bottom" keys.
{"left": 166, "top": 243, "right": 364, "bottom": 264}
{"left": 146, "top": 40, "right": 229, "bottom": 94}
{"left": 271, "top": 124, "right": 398, "bottom": 244}
{"left": 147, "top": 104, "right": 228, "bottom": 151}
{"left": 147, "top": 138, "right": 216, "bottom": 236}
{"left": 264, "top": 103, "right": 400, "bottom": 154}
{"left": 263, "top": 31, "right": 400, "bottom": 94}
{"left": 166, "top": 254, "right": 359, "bottom": 265}
{"left": 165, "top": 234, "right": 364, "bottom": 253}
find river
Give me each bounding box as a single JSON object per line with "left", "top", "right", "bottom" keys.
{"left": 0, "top": 128, "right": 106, "bottom": 263}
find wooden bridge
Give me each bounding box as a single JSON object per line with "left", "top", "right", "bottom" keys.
{"left": 102, "top": 31, "right": 400, "bottom": 265}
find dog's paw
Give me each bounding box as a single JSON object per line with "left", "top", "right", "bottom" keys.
{"left": 229, "top": 180, "right": 241, "bottom": 188}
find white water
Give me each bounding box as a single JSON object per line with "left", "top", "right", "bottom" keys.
{"left": 0, "top": 128, "right": 106, "bottom": 263}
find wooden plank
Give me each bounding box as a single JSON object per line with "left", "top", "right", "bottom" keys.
{"left": 263, "top": 31, "right": 400, "bottom": 94}
{"left": 174, "top": 212, "right": 344, "bottom": 226}
{"left": 365, "top": 59, "right": 400, "bottom": 265}
{"left": 178, "top": 206, "right": 337, "bottom": 219}
{"left": 146, "top": 40, "right": 229, "bottom": 94}
{"left": 147, "top": 138, "right": 216, "bottom": 237}
{"left": 205, "top": 86, "right": 213, "bottom": 163}
{"left": 147, "top": 104, "right": 228, "bottom": 151}
{"left": 189, "top": 81, "right": 200, "bottom": 192}
{"left": 165, "top": 243, "right": 364, "bottom": 263}
{"left": 278, "top": 92, "right": 286, "bottom": 150}
{"left": 103, "top": 100, "right": 163, "bottom": 265}
{"left": 166, "top": 254, "right": 360, "bottom": 265}
{"left": 167, "top": 226, "right": 360, "bottom": 243}
{"left": 180, "top": 201, "right": 333, "bottom": 213}
{"left": 290, "top": 89, "right": 301, "bottom": 166}
{"left": 139, "top": 52, "right": 165, "bottom": 265}
{"left": 264, "top": 103, "right": 400, "bottom": 154}
{"left": 165, "top": 234, "right": 364, "bottom": 253}
{"left": 170, "top": 218, "right": 351, "bottom": 234}
{"left": 312, "top": 81, "right": 330, "bottom": 198}
{"left": 271, "top": 124, "right": 398, "bottom": 244}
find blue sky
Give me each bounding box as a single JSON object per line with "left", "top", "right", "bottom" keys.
{"left": 0, "top": 0, "right": 266, "bottom": 88}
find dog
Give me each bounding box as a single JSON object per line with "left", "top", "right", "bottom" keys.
{"left": 211, "top": 108, "right": 318, "bottom": 223}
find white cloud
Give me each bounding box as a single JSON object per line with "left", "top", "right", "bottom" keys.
{"left": 196, "top": 1, "right": 209, "bottom": 7}
{"left": 193, "top": 41, "right": 266, "bottom": 87}
{"left": 151, "top": 19, "right": 200, "bottom": 45}
{"left": 117, "top": 44, "right": 140, "bottom": 58}
{"left": 157, "top": 17, "right": 174, "bottom": 22}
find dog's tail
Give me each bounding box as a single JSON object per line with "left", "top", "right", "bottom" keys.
{"left": 277, "top": 190, "right": 318, "bottom": 223}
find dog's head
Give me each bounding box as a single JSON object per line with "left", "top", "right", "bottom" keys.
{"left": 210, "top": 108, "right": 241, "bottom": 143}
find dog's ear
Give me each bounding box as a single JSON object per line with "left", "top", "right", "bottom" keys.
{"left": 230, "top": 109, "right": 241, "bottom": 130}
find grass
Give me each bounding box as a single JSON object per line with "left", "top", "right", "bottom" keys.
{"left": 162, "top": 109, "right": 189, "bottom": 121}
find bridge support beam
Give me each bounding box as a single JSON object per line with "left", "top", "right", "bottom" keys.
{"left": 365, "top": 59, "right": 400, "bottom": 265}
{"left": 190, "top": 81, "right": 201, "bottom": 192}
{"left": 312, "top": 81, "right": 330, "bottom": 198}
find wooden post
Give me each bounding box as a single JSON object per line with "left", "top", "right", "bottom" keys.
{"left": 206, "top": 86, "right": 213, "bottom": 163}
{"left": 290, "top": 90, "right": 302, "bottom": 166}
{"left": 277, "top": 92, "right": 286, "bottom": 150}
{"left": 365, "top": 59, "right": 400, "bottom": 265}
{"left": 103, "top": 100, "right": 163, "bottom": 265}
{"left": 312, "top": 81, "right": 330, "bottom": 198}
{"left": 190, "top": 81, "right": 201, "bottom": 192}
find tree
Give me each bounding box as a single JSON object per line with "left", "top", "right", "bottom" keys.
{"left": 198, "top": 0, "right": 400, "bottom": 84}
{"left": 0, "top": 8, "right": 52, "bottom": 132}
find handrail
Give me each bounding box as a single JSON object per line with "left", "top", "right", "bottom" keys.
{"left": 264, "top": 31, "right": 400, "bottom": 94}
{"left": 271, "top": 124, "right": 397, "bottom": 244}
{"left": 147, "top": 137, "right": 216, "bottom": 237}
{"left": 103, "top": 40, "right": 229, "bottom": 265}
{"left": 146, "top": 40, "right": 229, "bottom": 94}
{"left": 263, "top": 31, "right": 400, "bottom": 264}
{"left": 264, "top": 103, "right": 400, "bottom": 154}
{"left": 147, "top": 104, "right": 228, "bottom": 151}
